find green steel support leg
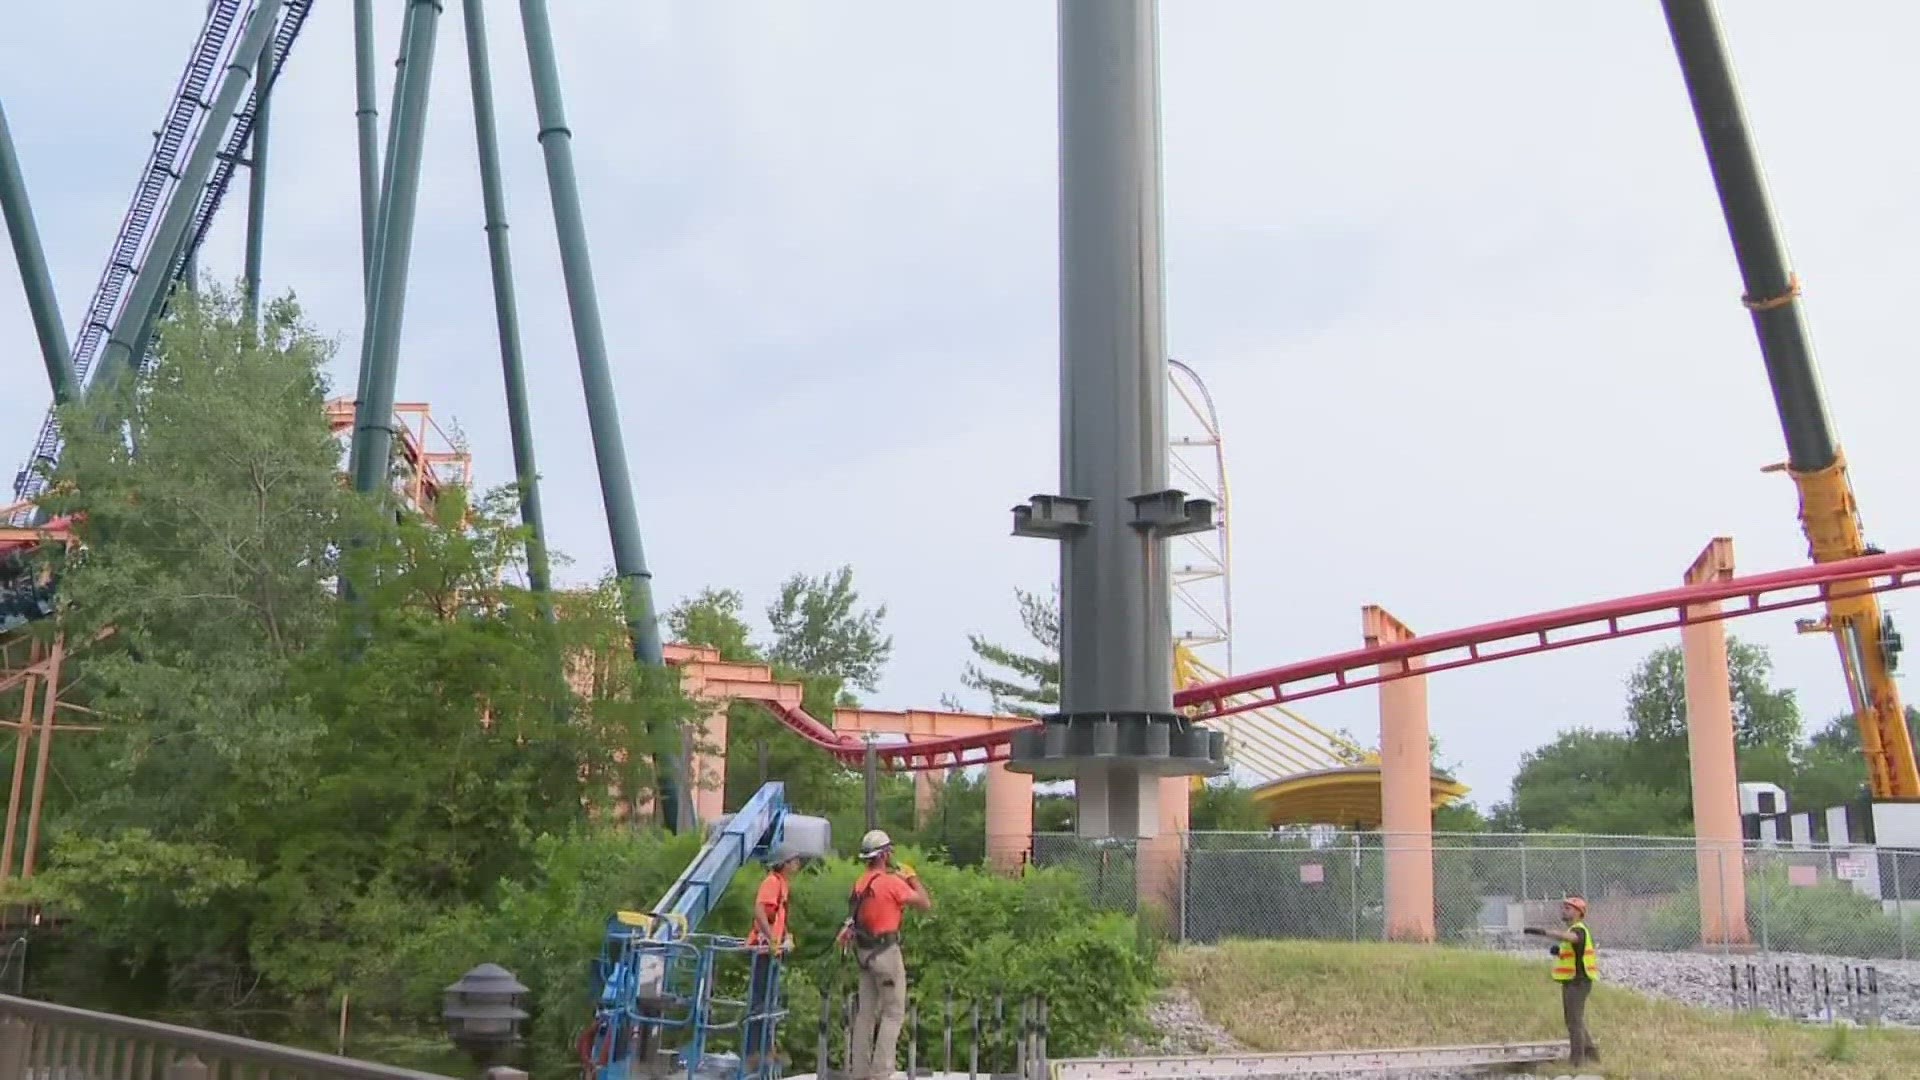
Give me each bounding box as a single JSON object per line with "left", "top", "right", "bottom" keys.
{"left": 0, "top": 99, "right": 80, "bottom": 406}
{"left": 355, "top": 4, "right": 418, "bottom": 410}
{"left": 346, "top": 0, "right": 443, "bottom": 498}
{"left": 353, "top": 0, "right": 381, "bottom": 287}
{"left": 91, "top": 0, "right": 287, "bottom": 400}
{"left": 516, "top": 0, "right": 677, "bottom": 823}
{"left": 461, "top": 0, "right": 552, "bottom": 599}
{"left": 244, "top": 37, "right": 273, "bottom": 329}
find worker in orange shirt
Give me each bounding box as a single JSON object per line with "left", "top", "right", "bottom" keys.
{"left": 836, "top": 829, "right": 932, "bottom": 1080}
{"left": 743, "top": 845, "right": 803, "bottom": 1074}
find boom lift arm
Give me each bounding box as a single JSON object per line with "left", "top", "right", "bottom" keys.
{"left": 1659, "top": 0, "right": 1919, "bottom": 799}
{"left": 586, "top": 782, "right": 830, "bottom": 1080}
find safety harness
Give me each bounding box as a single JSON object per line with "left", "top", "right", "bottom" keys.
{"left": 846, "top": 871, "right": 900, "bottom": 968}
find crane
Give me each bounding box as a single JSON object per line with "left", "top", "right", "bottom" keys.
{"left": 1660, "top": 0, "right": 1919, "bottom": 799}
{"left": 582, "top": 782, "right": 831, "bottom": 1080}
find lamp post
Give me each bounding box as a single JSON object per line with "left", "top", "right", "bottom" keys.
{"left": 443, "top": 963, "right": 529, "bottom": 1074}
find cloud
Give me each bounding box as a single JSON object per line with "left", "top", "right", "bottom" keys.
{"left": 5, "top": 1, "right": 1920, "bottom": 812}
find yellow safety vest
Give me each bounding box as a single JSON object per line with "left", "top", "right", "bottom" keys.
{"left": 1551, "top": 921, "right": 1598, "bottom": 982}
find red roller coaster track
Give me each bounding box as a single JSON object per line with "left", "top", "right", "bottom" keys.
{"left": 774, "top": 545, "right": 1920, "bottom": 770}
{"left": 10, "top": 523, "right": 1918, "bottom": 771}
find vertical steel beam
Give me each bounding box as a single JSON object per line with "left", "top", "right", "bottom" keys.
{"left": 353, "top": 0, "right": 381, "bottom": 287}
{"left": 461, "top": 0, "right": 552, "bottom": 598}
{"left": 0, "top": 100, "right": 80, "bottom": 406}
{"left": 90, "top": 0, "right": 288, "bottom": 399}
{"left": 1007, "top": 0, "right": 1223, "bottom": 838}
{"left": 346, "top": 0, "right": 444, "bottom": 497}
{"left": 516, "top": 0, "right": 675, "bottom": 821}
{"left": 243, "top": 36, "right": 274, "bottom": 328}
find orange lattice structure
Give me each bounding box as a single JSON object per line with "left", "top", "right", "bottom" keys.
{"left": 323, "top": 398, "right": 472, "bottom": 516}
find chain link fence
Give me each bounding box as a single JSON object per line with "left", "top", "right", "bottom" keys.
{"left": 1033, "top": 830, "right": 1920, "bottom": 960}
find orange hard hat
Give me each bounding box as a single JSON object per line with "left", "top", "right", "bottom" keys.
{"left": 1562, "top": 896, "right": 1588, "bottom": 915}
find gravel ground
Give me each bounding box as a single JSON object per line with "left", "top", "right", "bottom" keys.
{"left": 1109, "top": 988, "right": 1514, "bottom": 1079}
{"left": 1495, "top": 945, "right": 1920, "bottom": 1026}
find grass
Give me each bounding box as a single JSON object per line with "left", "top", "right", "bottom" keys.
{"left": 1166, "top": 940, "right": 1920, "bottom": 1080}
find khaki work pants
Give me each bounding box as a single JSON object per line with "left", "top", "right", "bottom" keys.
{"left": 848, "top": 941, "right": 908, "bottom": 1080}
{"left": 1561, "top": 979, "right": 1599, "bottom": 1065}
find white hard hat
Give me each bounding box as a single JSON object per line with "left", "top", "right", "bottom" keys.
{"left": 858, "top": 829, "right": 893, "bottom": 859}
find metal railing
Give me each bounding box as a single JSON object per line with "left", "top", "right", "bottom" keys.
{"left": 0, "top": 996, "right": 459, "bottom": 1080}
{"left": 1036, "top": 830, "right": 1920, "bottom": 961}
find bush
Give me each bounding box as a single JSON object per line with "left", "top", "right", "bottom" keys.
{"left": 1646, "top": 864, "right": 1904, "bottom": 958}
{"left": 384, "top": 833, "right": 1157, "bottom": 1077}
{"left": 777, "top": 845, "right": 1158, "bottom": 1061}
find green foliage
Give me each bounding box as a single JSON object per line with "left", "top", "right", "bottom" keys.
{"left": 1647, "top": 864, "right": 1904, "bottom": 958}
{"left": 1497, "top": 638, "right": 1835, "bottom": 835}
{"left": 778, "top": 848, "right": 1157, "bottom": 1060}
{"left": 388, "top": 827, "right": 731, "bottom": 1075}
{"left": 959, "top": 587, "right": 1059, "bottom": 717}
{"left": 12, "top": 830, "right": 254, "bottom": 971}
{"left": 40, "top": 283, "right": 351, "bottom": 833}
{"left": 766, "top": 565, "right": 893, "bottom": 696}
{"left": 1190, "top": 781, "right": 1267, "bottom": 831}
{"left": 18, "top": 286, "right": 692, "bottom": 1020}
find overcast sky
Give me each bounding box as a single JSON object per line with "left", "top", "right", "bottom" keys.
{"left": 6, "top": 2, "right": 1920, "bottom": 811}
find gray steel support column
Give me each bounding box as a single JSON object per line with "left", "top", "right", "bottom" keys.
{"left": 461, "top": 0, "right": 552, "bottom": 599}
{"left": 90, "top": 0, "right": 288, "bottom": 399}
{"left": 353, "top": 0, "right": 381, "bottom": 287}
{"left": 516, "top": 0, "right": 676, "bottom": 825}
{"left": 346, "top": 0, "right": 443, "bottom": 497}
{"left": 1007, "top": 0, "right": 1223, "bottom": 838}
{"left": 0, "top": 99, "right": 80, "bottom": 406}
{"left": 243, "top": 36, "right": 273, "bottom": 329}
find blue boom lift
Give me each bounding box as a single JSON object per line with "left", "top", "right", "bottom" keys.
{"left": 582, "top": 782, "right": 831, "bottom": 1080}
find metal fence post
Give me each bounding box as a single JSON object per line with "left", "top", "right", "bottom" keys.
{"left": 1728, "top": 845, "right": 1743, "bottom": 953}
{"left": 1578, "top": 838, "right": 1589, "bottom": 900}
{"left": 1348, "top": 833, "right": 1360, "bottom": 942}
{"left": 1898, "top": 850, "right": 1909, "bottom": 961}
{"left": 1519, "top": 843, "right": 1529, "bottom": 903}
{"left": 1177, "top": 829, "right": 1189, "bottom": 943}
{"left": 1756, "top": 849, "right": 1772, "bottom": 955}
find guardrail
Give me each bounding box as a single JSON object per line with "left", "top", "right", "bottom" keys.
{"left": 0, "top": 995, "right": 460, "bottom": 1080}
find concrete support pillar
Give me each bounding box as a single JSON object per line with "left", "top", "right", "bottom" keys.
{"left": 691, "top": 705, "right": 729, "bottom": 826}
{"left": 913, "top": 757, "right": 946, "bottom": 829}
{"left": 1136, "top": 775, "right": 1191, "bottom": 926}
{"left": 1683, "top": 537, "right": 1751, "bottom": 947}
{"left": 985, "top": 761, "right": 1034, "bottom": 876}
{"left": 1367, "top": 605, "right": 1434, "bottom": 943}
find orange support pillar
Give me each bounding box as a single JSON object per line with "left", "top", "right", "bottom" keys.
{"left": 690, "top": 705, "right": 729, "bottom": 826}
{"left": 1135, "top": 775, "right": 1190, "bottom": 923}
{"left": 984, "top": 761, "right": 1034, "bottom": 875}
{"left": 1683, "top": 538, "right": 1751, "bottom": 947}
{"left": 1366, "top": 605, "right": 1434, "bottom": 943}
{"left": 913, "top": 759, "right": 946, "bottom": 829}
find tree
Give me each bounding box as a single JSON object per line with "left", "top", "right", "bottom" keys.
{"left": 1498, "top": 639, "right": 1830, "bottom": 835}
{"left": 1625, "top": 639, "right": 1803, "bottom": 753}
{"left": 1496, "top": 729, "right": 1691, "bottom": 835}
{"left": 18, "top": 285, "right": 684, "bottom": 1009}
{"left": 960, "top": 586, "right": 1059, "bottom": 717}
{"left": 1781, "top": 707, "right": 1920, "bottom": 811}
{"left": 765, "top": 565, "right": 892, "bottom": 695}
{"left": 39, "top": 284, "right": 353, "bottom": 837}
{"left": 1190, "top": 781, "right": 1268, "bottom": 831}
